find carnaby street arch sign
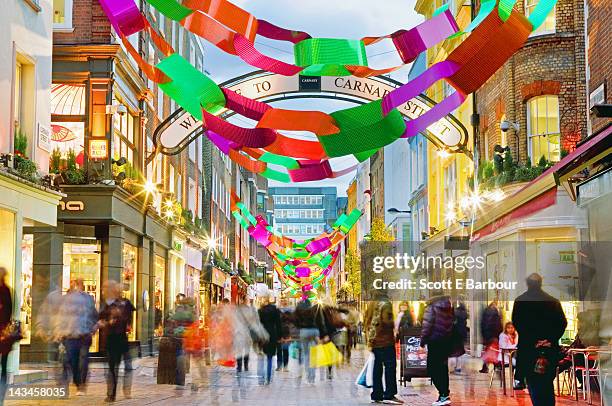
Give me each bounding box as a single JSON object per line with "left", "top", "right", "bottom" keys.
{"left": 153, "top": 71, "right": 469, "bottom": 158}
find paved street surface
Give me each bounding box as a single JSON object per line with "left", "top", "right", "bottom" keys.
{"left": 5, "top": 348, "right": 594, "bottom": 406}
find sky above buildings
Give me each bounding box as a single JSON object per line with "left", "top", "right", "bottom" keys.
{"left": 203, "top": 0, "right": 423, "bottom": 196}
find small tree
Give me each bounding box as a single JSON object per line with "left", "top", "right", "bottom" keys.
{"left": 345, "top": 248, "right": 361, "bottom": 299}
{"left": 370, "top": 217, "right": 395, "bottom": 242}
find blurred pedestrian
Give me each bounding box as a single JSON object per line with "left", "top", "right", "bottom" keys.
{"left": 258, "top": 293, "right": 281, "bottom": 385}
{"left": 166, "top": 293, "right": 196, "bottom": 387}
{"left": 452, "top": 301, "right": 468, "bottom": 373}
{"left": 0, "top": 268, "right": 13, "bottom": 386}
{"left": 512, "top": 273, "right": 567, "bottom": 406}
{"left": 365, "top": 291, "right": 403, "bottom": 404}
{"left": 479, "top": 300, "right": 503, "bottom": 373}
{"left": 345, "top": 307, "right": 360, "bottom": 357}
{"left": 294, "top": 297, "right": 320, "bottom": 385}
{"left": 58, "top": 278, "right": 98, "bottom": 395}
{"left": 421, "top": 293, "right": 454, "bottom": 406}
{"left": 99, "top": 280, "right": 136, "bottom": 403}
{"left": 276, "top": 301, "right": 293, "bottom": 372}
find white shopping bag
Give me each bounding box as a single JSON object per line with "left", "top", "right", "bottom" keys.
{"left": 355, "top": 352, "right": 375, "bottom": 388}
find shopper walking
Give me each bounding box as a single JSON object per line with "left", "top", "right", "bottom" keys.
{"left": 479, "top": 300, "right": 503, "bottom": 373}
{"left": 294, "top": 298, "right": 320, "bottom": 385}
{"left": 421, "top": 293, "right": 454, "bottom": 406}
{"left": 99, "top": 281, "right": 136, "bottom": 403}
{"left": 257, "top": 294, "right": 282, "bottom": 385}
{"left": 512, "top": 273, "right": 567, "bottom": 406}
{"left": 364, "top": 291, "right": 403, "bottom": 404}
{"left": 276, "top": 302, "right": 293, "bottom": 372}
{"left": 58, "top": 278, "right": 98, "bottom": 395}
{"left": 452, "top": 301, "right": 468, "bottom": 373}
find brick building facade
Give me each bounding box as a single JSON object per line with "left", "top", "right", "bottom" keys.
{"left": 476, "top": 0, "right": 587, "bottom": 165}
{"left": 586, "top": 0, "right": 611, "bottom": 135}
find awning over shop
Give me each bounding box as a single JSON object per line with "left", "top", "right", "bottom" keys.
{"left": 0, "top": 171, "right": 63, "bottom": 226}
{"left": 472, "top": 124, "right": 612, "bottom": 238}
{"left": 554, "top": 124, "right": 612, "bottom": 200}
{"left": 472, "top": 188, "right": 557, "bottom": 241}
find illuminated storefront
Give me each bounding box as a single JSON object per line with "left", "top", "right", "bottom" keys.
{"left": 0, "top": 171, "right": 62, "bottom": 368}
{"left": 153, "top": 255, "right": 165, "bottom": 338}
{"left": 122, "top": 244, "right": 138, "bottom": 341}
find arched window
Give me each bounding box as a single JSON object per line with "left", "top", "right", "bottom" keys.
{"left": 527, "top": 95, "right": 560, "bottom": 164}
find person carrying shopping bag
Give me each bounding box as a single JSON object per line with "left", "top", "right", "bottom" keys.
{"left": 364, "top": 291, "right": 403, "bottom": 405}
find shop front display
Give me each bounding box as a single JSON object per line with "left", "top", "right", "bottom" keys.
{"left": 211, "top": 267, "right": 229, "bottom": 305}
{"left": 154, "top": 255, "right": 165, "bottom": 338}
{"left": 62, "top": 241, "right": 101, "bottom": 352}
{"left": 122, "top": 243, "right": 138, "bottom": 341}
{"left": 20, "top": 235, "right": 34, "bottom": 345}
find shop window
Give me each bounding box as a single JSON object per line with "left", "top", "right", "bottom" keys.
{"left": 525, "top": 0, "right": 555, "bottom": 35}
{"left": 20, "top": 235, "right": 34, "bottom": 345}
{"left": 154, "top": 256, "right": 165, "bottom": 337}
{"left": 62, "top": 242, "right": 101, "bottom": 352}
{"left": 50, "top": 84, "right": 86, "bottom": 172}
{"left": 13, "top": 62, "right": 23, "bottom": 132}
{"left": 527, "top": 95, "right": 560, "bottom": 164}
{"left": 122, "top": 244, "right": 138, "bottom": 341}
{"left": 53, "top": 0, "right": 73, "bottom": 30}
{"left": 14, "top": 56, "right": 36, "bottom": 154}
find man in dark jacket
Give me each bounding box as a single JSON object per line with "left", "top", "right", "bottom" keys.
{"left": 512, "top": 273, "right": 567, "bottom": 406}
{"left": 421, "top": 294, "right": 454, "bottom": 406}
{"left": 364, "top": 292, "right": 403, "bottom": 404}
{"left": 258, "top": 296, "right": 282, "bottom": 385}
{"left": 479, "top": 300, "right": 503, "bottom": 373}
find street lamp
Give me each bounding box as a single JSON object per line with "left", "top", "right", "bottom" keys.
{"left": 387, "top": 208, "right": 411, "bottom": 214}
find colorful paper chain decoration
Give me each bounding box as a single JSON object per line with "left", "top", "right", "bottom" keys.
{"left": 98, "top": 0, "right": 557, "bottom": 183}
{"left": 231, "top": 193, "right": 361, "bottom": 299}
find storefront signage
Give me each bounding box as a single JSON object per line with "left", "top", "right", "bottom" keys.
{"left": 59, "top": 200, "right": 85, "bottom": 211}
{"left": 299, "top": 75, "right": 321, "bottom": 92}
{"left": 212, "top": 267, "right": 228, "bottom": 287}
{"left": 154, "top": 73, "right": 468, "bottom": 155}
{"left": 558, "top": 251, "right": 575, "bottom": 264}
{"left": 37, "top": 124, "right": 51, "bottom": 153}
{"left": 89, "top": 139, "right": 108, "bottom": 160}
{"left": 172, "top": 236, "right": 184, "bottom": 252}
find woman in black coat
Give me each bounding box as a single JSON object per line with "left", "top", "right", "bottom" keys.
{"left": 0, "top": 268, "right": 13, "bottom": 384}
{"left": 258, "top": 299, "right": 282, "bottom": 385}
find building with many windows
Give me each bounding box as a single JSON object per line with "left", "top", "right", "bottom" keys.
{"left": 21, "top": 0, "right": 208, "bottom": 362}
{"left": 0, "top": 0, "right": 64, "bottom": 376}
{"left": 414, "top": 0, "right": 590, "bottom": 354}
{"left": 270, "top": 187, "right": 339, "bottom": 240}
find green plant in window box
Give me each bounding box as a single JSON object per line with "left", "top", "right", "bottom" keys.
{"left": 62, "top": 148, "right": 86, "bottom": 184}
{"left": 50, "top": 148, "right": 62, "bottom": 174}
{"left": 14, "top": 129, "right": 28, "bottom": 157}
{"left": 14, "top": 155, "right": 39, "bottom": 183}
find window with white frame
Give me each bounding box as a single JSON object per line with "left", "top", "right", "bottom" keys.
{"left": 525, "top": 0, "right": 555, "bottom": 35}
{"left": 112, "top": 97, "right": 137, "bottom": 165}
{"left": 53, "top": 0, "right": 73, "bottom": 30}
{"left": 527, "top": 95, "right": 561, "bottom": 164}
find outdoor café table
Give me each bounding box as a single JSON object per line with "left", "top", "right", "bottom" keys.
{"left": 569, "top": 347, "right": 600, "bottom": 404}
{"left": 500, "top": 348, "right": 517, "bottom": 397}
